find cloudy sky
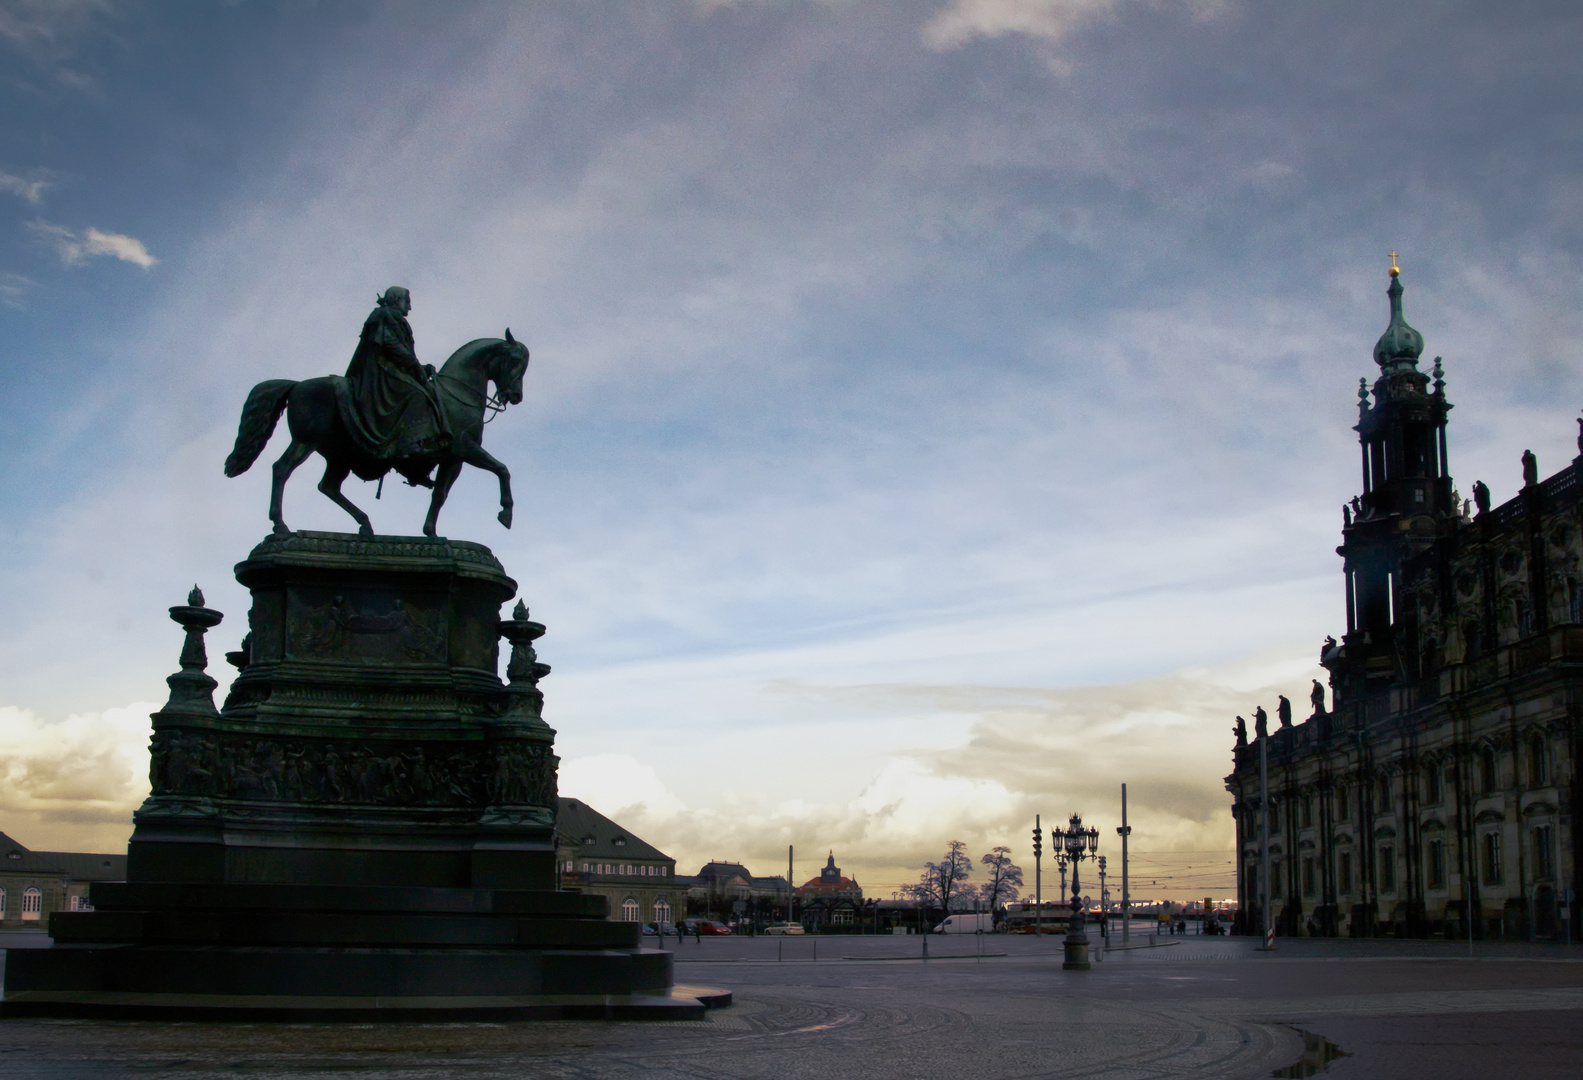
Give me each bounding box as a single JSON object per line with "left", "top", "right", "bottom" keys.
{"left": 2, "top": 0, "right": 1581, "bottom": 900}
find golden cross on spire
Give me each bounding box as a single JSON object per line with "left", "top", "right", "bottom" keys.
{"left": 1389, "top": 250, "right": 1401, "bottom": 277}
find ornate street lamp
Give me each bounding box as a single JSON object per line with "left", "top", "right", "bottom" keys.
{"left": 1055, "top": 812, "right": 1100, "bottom": 970}
{"left": 1057, "top": 851, "right": 1069, "bottom": 905}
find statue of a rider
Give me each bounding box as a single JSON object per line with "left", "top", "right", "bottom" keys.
{"left": 341, "top": 286, "right": 451, "bottom": 485}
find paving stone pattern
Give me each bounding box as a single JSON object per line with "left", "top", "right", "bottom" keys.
{"left": 3, "top": 937, "right": 1581, "bottom": 1078}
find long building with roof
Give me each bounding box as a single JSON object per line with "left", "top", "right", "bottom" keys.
{"left": 554, "top": 798, "right": 680, "bottom": 925}
{"left": 0, "top": 831, "right": 126, "bottom": 930}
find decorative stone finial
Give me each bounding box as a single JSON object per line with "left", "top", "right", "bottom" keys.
{"left": 498, "top": 601, "right": 552, "bottom": 727}
{"left": 160, "top": 586, "right": 224, "bottom": 718}
{"left": 1373, "top": 259, "right": 1424, "bottom": 371}
{"left": 1432, "top": 355, "right": 1444, "bottom": 395}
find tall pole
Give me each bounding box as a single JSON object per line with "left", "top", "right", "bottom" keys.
{"left": 1119, "top": 783, "right": 1132, "bottom": 943}
{"left": 1260, "top": 733, "right": 1273, "bottom": 948}
{"left": 1033, "top": 815, "right": 1043, "bottom": 940}
{"left": 788, "top": 845, "right": 794, "bottom": 925}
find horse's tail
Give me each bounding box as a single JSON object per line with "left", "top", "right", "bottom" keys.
{"left": 224, "top": 379, "right": 296, "bottom": 477}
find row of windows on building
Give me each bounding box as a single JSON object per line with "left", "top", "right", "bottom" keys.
{"left": 0, "top": 888, "right": 96, "bottom": 920}
{"left": 616, "top": 899, "right": 673, "bottom": 922}
{"left": 1264, "top": 739, "right": 1553, "bottom": 833}
{"left": 1253, "top": 824, "right": 1558, "bottom": 900}
{"left": 564, "top": 861, "right": 669, "bottom": 877}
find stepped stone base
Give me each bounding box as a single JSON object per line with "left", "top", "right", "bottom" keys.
{"left": 0, "top": 533, "right": 721, "bottom": 1021}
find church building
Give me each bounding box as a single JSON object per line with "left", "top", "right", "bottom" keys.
{"left": 1227, "top": 259, "right": 1578, "bottom": 940}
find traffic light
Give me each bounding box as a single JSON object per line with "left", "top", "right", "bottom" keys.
{"left": 1032, "top": 824, "right": 1042, "bottom": 859}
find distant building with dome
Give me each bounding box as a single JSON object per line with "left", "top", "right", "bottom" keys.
{"left": 796, "top": 851, "right": 864, "bottom": 927}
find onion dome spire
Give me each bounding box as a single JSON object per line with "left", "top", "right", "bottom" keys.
{"left": 1373, "top": 251, "right": 1424, "bottom": 372}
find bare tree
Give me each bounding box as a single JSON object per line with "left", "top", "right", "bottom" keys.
{"left": 917, "top": 840, "right": 974, "bottom": 913}
{"left": 979, "top": 846, "right": 1024, "bottom": 911}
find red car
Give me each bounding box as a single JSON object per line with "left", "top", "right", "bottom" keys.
{"left": 698, "top": 920, "right": 733, "bottom": 936}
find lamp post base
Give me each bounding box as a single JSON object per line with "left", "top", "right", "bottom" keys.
{"left": 1063, "top": 913, "right": 1091, "bottom": 971}
{"left": 1062, "top": 932, "right": 1091, "bottom": 970}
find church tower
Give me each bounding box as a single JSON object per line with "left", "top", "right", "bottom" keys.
{"left": 1333, "top": 256, "right": 1457, "bottom": 698}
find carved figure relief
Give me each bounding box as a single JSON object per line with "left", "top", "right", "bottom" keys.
{"left": 289, "top": 594, "right": 447, "bottom": 663}
{"left": 149, "top": 728, "right": 555, "bottom": 810}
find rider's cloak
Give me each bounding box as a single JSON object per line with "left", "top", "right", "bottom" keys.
{"left": 341, "top": 303, "right": 451, "bottom": 474}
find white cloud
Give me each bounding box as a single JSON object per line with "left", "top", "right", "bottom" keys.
{"left": 0, "top": 171, "right": 49, "bottom": 204}
{"left": 27, "top": 219, "right": 157, "bottom": 268}
{"left": 922, "top": 0, "right": 1231, "bottom": 49}
{"left": 0, "top": 701, "right": 155, "bottom": 852}
{"left": 0, "top": 272, "right": 36, "bottom": 308}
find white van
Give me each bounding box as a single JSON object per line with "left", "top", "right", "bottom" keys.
{"left": 933, "top": 913, "right": 995, "bottom": 934}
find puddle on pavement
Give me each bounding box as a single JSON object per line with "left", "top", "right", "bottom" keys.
{"left": 1272, "top": 1028, "right": 1348, "bottom": 1078}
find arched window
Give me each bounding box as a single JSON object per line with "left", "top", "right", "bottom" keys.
{"left": 653, "top": 899, "right": 672, "bottom": 923}
{"left": 21, "top": 887, "right": 42, "bottom": 921}
{"left": 620, "top": 898, "right": 640, "bottom": 922}
{"left": 1530, "top": 736, "right": 1549, "bottom": 787}
{"left": 1481, "top": 747, "right": 1498, "bottom": 793}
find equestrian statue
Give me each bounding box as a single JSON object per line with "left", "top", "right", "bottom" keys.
{"left": 224, "top": 286, "right": 530, "bottom": 538}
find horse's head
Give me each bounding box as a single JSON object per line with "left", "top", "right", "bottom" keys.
{"left": 491, "top": 327, "right": 529, "bottom": 405}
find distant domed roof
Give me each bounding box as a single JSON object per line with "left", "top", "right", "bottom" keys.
{"left": 1373, "top": 257, "right": 1424, "bottom": 371}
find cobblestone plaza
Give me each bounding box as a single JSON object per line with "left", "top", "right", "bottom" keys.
{"left": 4, "top": 936, "right": 1580, "bottom": 1078}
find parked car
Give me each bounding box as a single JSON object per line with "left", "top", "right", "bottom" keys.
{"left": 763, "top": 923, "right": 806, "bottom": 936}
{"left": 698, "top": 920, "right": 733, "bottom": 936}
{"left": 648, "top": 921, "right": 679, "bottom": 937}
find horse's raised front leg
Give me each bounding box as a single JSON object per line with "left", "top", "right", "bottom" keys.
{"left": 269, "top": 440, "right": 314, "bottom": 537}
{"left": 457, "top": 442, "right": 513, "bottom": 529}
{"left": 423, "top": 459, "right": 464, "bottom": 538}
{"left": 319, "top": 459, "right": 374, "bottom": 537}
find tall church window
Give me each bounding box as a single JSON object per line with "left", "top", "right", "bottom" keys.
{"left": 1464, "top": 620, "right": 1481, "bottom": 657}
{"left": 1480, "top": 748, "right": 1498, "bottom": 793}
{"left": 1302, "top": 857, "right": 1315, "bottom": 897}
{"left": 620, "top": 898, "right": 640, "bottom": 922}
{"left": 1481, "top": 832, "right": 1503, "bottom": 886}
{"left": 1270, "top": 861, "right": 1282, "bottom": 900}
{"left": 1534, "top": 826, "right": 1555, "bottom": 881}
{"left": 1301, "top": 798, "right": 1312, "bottom": 828}
{"left": 1529, "top": 736, "right": 1549, "bottom": 787}
{"left": 1269, "top": 802, "right": 1280, "bottom": 831}
{"left": 1337, "top": 852, "right": 1352, "bottom": 895}
{"left": 1335, "top": 786, "right": 1350, "bottom": 821}
{"left": 1379, "top": 847, "right": 1396, "bottom": 892}
{"left": 21, "top": 887, "right": 42, "bottom": 921}
{"left": 1376, "top": 776, "right": 1392, "bottom": 813}
{"left": 1425, "top": 765, "right": 1442, "bottom": 804}
{"left": 1570, "top": 579, "right": 1583, "bottom": 623}
{"left": 1427, "top": 839, "right": 1446, "bottom": 888}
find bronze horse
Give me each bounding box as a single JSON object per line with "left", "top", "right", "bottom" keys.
{"left": 224, "top": 332, "right": 530, "bottom": 538}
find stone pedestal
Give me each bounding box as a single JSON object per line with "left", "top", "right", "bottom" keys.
{"left": 1, "top": 532, "right": 725, "bottom": 1020}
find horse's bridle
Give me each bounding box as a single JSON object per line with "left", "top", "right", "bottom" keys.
{"left": 436, "top": 370, "right": 509, "bottom": 423}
